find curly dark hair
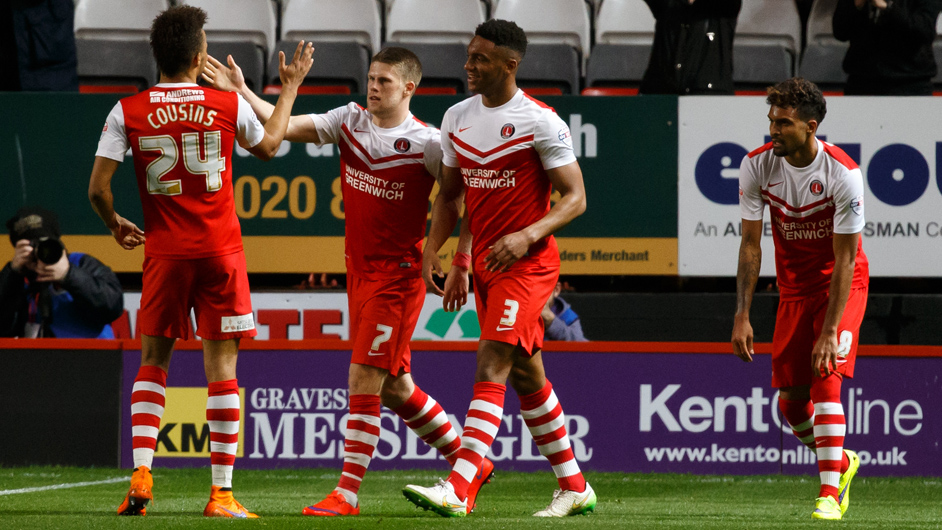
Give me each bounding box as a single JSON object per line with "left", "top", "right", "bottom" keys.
{"left": 150, "top": 6, "right": 207, "bottom": 78}
{"left": 373, "top": 47, "right": 423, "bottom": 85}
{"left": 766, "top": 78, "right": 827, "bottom": 124}
{"left": 475, "top": 19, "right": 528, "bottom": 58}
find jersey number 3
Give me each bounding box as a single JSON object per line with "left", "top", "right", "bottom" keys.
{"left": 139, "top": 131, "right": 226, "bottom": 196}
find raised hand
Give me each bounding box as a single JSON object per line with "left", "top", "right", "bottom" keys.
{"left": 202, "top": 54, "right": 245, "bottom": 93}
{"left": 279, "top": 41, "right": 315, "bottom": 89}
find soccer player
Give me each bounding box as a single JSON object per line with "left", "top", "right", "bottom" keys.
{"left": 202, "top": 46, "right": 493, "bottom": 516}
{"left": 403, "top": 19, "right": 596, "bottom": 518}
{"left": 88, "top": 6, "right": 313, "bottom": 518}
{"left": 731, "top": 78, "right": 867, "bottom": 521}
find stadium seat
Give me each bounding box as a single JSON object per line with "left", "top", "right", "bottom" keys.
{"left": 733, "top": 0, "right": 802, "bottom": 92}
{"left": 281, "top": 0, "right": 382, "bottom": 57}
{"left": 266, "top": 41, "right": 369, "bottom": 94}
{"left": 179, "top": 0, "right": 277, "bottom": 60}
{"left": 516, "top": 43, "right": 581, "bottom": 94}
{"left": 493, "top": 0, "right": 592, "bottom": 71}
{"left": 390, "top": 42, "right": 470, "bottom": 93}
{"left": 799, "top": 0, "right": 848, "bottom": 94}
{"left": 595, "top": 0, "right": 656, "bottom": 46}
{"left": 587, "top": 0, "right": 655, "bottom": 90}
{"left": 585, "top": 44, "right": 649, "bottom": 90}
{"left": 385, "top": 0, "right": 485, "bottom": 44}
{"left": 74, "top": 0, "right": 168, "bottom": 41}
{"left": 207, "top": 41, "right": 265, "bottom": 94}
{"left": 77, "top": 39, "right": 157, "bottom": 92}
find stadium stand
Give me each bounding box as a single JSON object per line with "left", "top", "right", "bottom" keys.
{"left": 270, "top": 0, "right": 381, "bottom": 94}
{"left": 383, "top": 0, "right": 485, "bottom": 94}
{"left": 180, "top": 0, "right": 277, "bottom": 58}
{"left": 207, "top": 41, "right": 265, "bottom": 94}
{"left": 385, "top": 0, "right": 484, "bottom": 44}
{"left": 73, "top": 0, "right": 167, "bottom": 41}
{"left": 390, "top": 42, "right": 470, "bottom": 94}
{"left": 493, "top": 0, "right": 590, "bottom": 94}
{"left": 281, "top": 0, "right": 382, "bottom": 57}
{"left": 584, "top": 0, "right": 656, "bottom": 94}
{"left": 73, "top": 0, "right": 168, "bottom": 92}
{"left": 733, "top": 0, "right": 802, "bottom": 94}
{"left": 799, "top": 0, "right": 848, "bottom": 94}
{"left": 76, "top": 40, "right": 157, "bottom": 93}
{"left": 265, "top": 40, "right": 368, "bottom": 94}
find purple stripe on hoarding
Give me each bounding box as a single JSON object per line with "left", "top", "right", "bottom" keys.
{"left": 121, "top": 347, "right": 942, "bottom": 476}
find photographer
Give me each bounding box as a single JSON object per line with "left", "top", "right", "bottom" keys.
{"left": 542, "top": 281, "right": 588, "bottom": 342}
{"left": 0, "top": 206, "right": 122, "bottom": 338}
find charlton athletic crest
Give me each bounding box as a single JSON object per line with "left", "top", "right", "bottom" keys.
{"left": 394, "top": 138, "right": 411, "bottom": 153}
{"left": 809, "top": 179, "right": 824, "bottom": 196}
{"left": 500, "top": 123, "right": 515, "bottom": 139}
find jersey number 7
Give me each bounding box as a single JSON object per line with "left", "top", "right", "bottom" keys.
{"left": 139, "top": 131, "right": 226, "bottom": 196}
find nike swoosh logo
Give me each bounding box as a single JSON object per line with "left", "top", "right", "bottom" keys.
{"left": 354, "top": 128, "right": 367, "bottom": 133}
{"left": 220, "top": 506, "right": 247, "bottom": 518}
{"left": 768, "top": 181, "right": 783, "bottom": 187}
{"left": 368, "top": 351, "right": 384, "bottom": 356}
{"left": 496, "top": 326, "right": 513, "bottom": 331}
{"left": 459, "top": 126, "right": 472, "bottom": 133}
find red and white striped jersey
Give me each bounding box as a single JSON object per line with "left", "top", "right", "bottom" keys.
{"left": 441, "top": 89, "right": 575, "bottom": 266}
{"left": 739, "top": 138, "right": 869, "bottom": 300}
{"left": 96, "top": 83, "right": 264, "bottom": 259}
{"left": 310, "top": 102, "right": 441, "bottom": 279}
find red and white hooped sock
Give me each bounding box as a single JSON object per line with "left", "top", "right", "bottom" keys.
{"left": 336, "top": 394, "right": 382, "bottom": 505}
{"left": 811, "top": 374, "right": 847, "bottom": 500}
{"left": 779, "top": 397, "right": 817, "bottom": 451}
{"left": 207, "top": 379, "right": 241, "bottom": 489}
{"left": 448, "top": 381, "right": 506, "bottom": 501}
{"left": 130, "top": 365, "right": 167, "bottom": 469}
{"left": 520, "top": 380, "right": 587, "bottom": 493}
{"left": 393, "top": 385, "right": 461, "bottom": 465}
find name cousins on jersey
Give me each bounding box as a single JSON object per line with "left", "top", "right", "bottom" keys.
{"left": 461, "top": 167, "right": 517, "bottom": 189}
{"left": 145, "top": 99, "right": 217, "bottom": 130}
{"left": 344, "top": 165, "right": 404, "bottom": 201}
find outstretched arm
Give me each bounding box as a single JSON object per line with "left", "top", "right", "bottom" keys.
{"left": 244, "top": 41, "right": 315, "bottom": 159}
{"left": 483, "top": 160, "right": 586, "bottom": 272}
{"left": 731, "top": 219, "right": 762, "bottom": 362}
{"left": 203, "top": 42, "right": 321, "bottom": 145}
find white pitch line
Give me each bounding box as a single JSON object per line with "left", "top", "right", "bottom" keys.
{"left": 0, "top": 477, "right": 126, "bottom": 496}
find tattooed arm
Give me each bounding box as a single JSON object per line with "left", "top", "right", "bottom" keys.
{"left": 731, "top": 219, "right": 763, "bottom": 362}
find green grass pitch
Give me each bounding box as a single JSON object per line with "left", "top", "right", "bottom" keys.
{"left": 1, "top": 467, "right": 940, "bottom": 529}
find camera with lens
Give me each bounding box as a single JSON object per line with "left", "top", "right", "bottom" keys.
{"left": 31, "top": 236, "right": 64, "bottom": 265}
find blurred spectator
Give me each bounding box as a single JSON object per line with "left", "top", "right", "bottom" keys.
{"left": 542, "top": 281, "right": 588, "bottom": 341}
{"left": 640, "top": 0, "right": 742, "bottom": 95}
{"left": 0, "top": 207, "right": 122, "bottom": 338}
{"left": 833, "top": 0, "right": 942, "bottom": 95}
{"left": 295, "top": 272, "right": 345, "bottom": 290}
{"left": 0, "top": 0, "right": 78, "bottom": 91}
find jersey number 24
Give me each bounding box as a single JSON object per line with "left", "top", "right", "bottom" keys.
{"left": 139, "top": 131, "right": 226, "bottom": 196}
